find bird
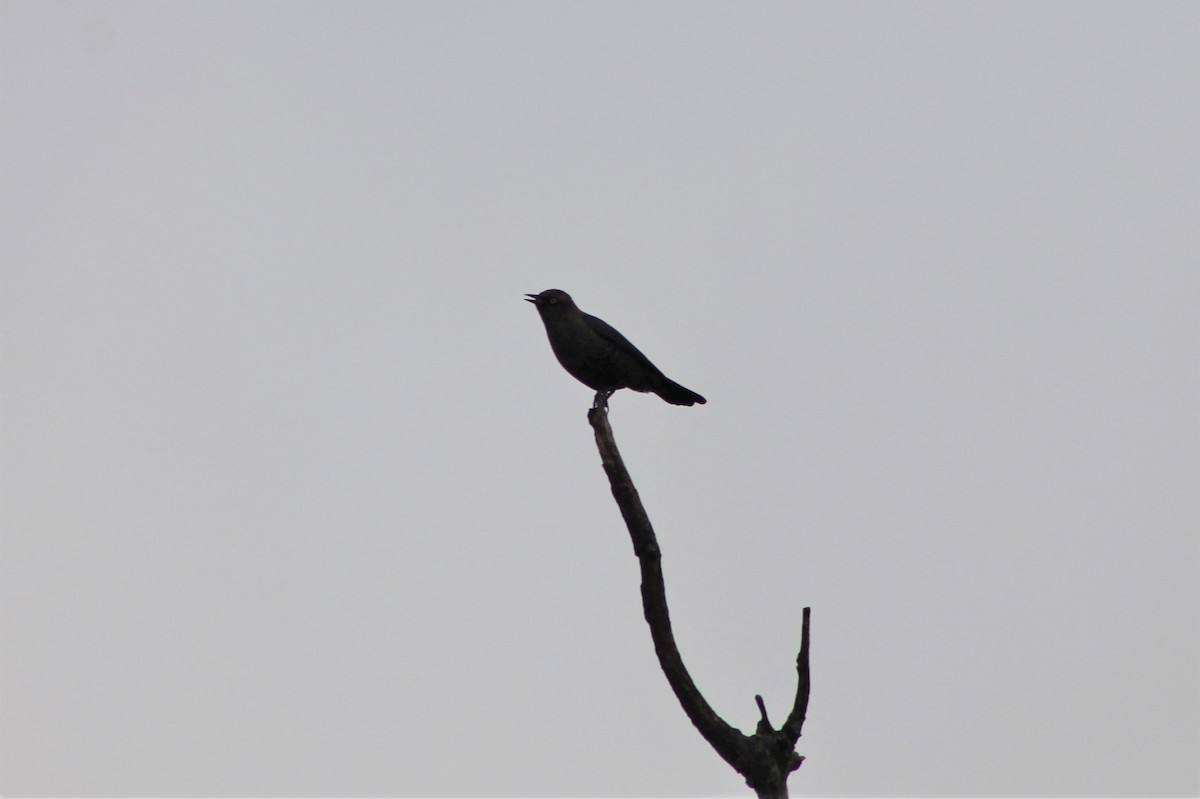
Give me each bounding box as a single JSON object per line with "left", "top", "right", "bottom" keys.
{"left": 525, "top": 289, "right": 706, "bottom": 408}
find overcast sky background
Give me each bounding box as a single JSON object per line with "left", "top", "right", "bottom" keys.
{"left": 2, "top": 2, "right": 1197, "bottom": 797}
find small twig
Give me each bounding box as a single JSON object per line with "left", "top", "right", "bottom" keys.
{"left": 755, "top": 695, "right": 773, "bottom": 734}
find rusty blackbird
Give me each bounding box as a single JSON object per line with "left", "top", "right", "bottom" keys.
{"left": 525, "top": 289, "right": 706, "bottom": 407}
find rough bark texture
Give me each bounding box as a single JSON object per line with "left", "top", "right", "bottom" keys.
{"left": 586, "top": 401, "right": 811, "bottom": 798}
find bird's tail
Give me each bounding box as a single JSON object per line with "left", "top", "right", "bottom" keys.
{"left": 654, "top": 378, "right": 706, "bottom": 406}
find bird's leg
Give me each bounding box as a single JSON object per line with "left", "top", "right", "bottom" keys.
{"left": 592, "top": 389, "right": 614, "bottom": 411}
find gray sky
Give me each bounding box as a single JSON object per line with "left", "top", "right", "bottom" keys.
{"left": 2, "top": 2, "right": 1197, "bottom": 796}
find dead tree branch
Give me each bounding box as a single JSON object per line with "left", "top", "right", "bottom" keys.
{"left": 586, "top": 402, "right": 811, "bottom": 799}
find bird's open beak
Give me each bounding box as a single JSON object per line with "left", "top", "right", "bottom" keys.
{"left": 524, "top": 293, "right": 539, "bottom": 304}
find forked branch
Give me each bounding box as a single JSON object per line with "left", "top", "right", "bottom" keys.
{"left": 586, "top": 402, "right": 811, "bottom": 799}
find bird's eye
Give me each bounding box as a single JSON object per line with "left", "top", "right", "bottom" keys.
{"left": 547, "top": 297, "right": 557, "bottom": 305}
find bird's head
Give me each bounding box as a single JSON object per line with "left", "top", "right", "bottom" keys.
{"left": 524, "top": 289, "right": 578, "bottom": 317}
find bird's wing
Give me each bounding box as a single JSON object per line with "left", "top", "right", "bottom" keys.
{"left": 583, "top": 312, "right": 665, "bottom": 376}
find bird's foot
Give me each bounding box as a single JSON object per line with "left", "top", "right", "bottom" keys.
{"left": 592, "top": 390, "right": 614, "bottom": 412}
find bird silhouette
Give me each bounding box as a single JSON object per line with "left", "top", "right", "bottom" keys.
{"left": 526, "top": 289, "right": 706, "bottom": 408}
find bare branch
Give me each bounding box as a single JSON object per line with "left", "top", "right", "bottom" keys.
{"left": 585, "top": 405, "right": 812, "bottom": 797}
{"left": 587, "top": 405, "right": 745, "bottom": 769}
{"left": 781, "top": 607, "right": 812, "bottom": 745}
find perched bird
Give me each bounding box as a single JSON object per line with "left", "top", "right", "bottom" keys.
{"left": 525, "top": 289, "right": 706, "bottom": 407}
